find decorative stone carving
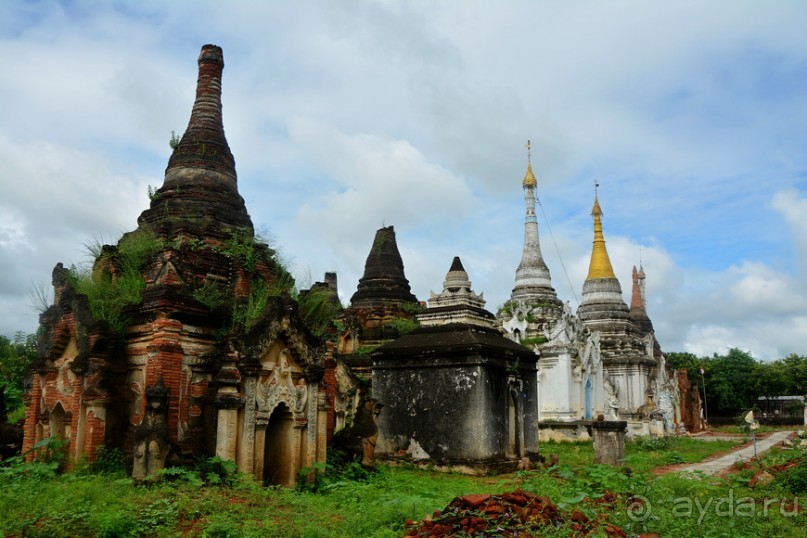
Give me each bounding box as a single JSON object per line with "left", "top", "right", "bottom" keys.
{"left": 603, "top": 370, "right": 620, "bottom": 420}
{"left": 333, "top": 398, "right": 383, "bottom": 467}
{"left": 256, "top": 352, "right": 308, "bottom": 425}
{"left": 132, "top": 378, "right": 172, "bottom": 482}
{"left": 636, "top": 390, "right": 658, "bottom": 420}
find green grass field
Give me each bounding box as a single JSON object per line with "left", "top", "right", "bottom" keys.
{"left": 1, "top": 435, "right": 804, "bottom": 537}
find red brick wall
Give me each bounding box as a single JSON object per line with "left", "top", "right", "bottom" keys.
{"left": 677, "top": 368, "right": 704, "bottom": 433}
{"left": 22, "top": 373, "right": 42, "bottom": 460}
{"left": 324, "top": 356, "right": 337, "bottom": 444}
{"left": 83, "top": 410, "right": 106, "bottom": 461}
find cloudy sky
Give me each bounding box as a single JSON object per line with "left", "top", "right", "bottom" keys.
{"left": 1, "top": 0, "right": 805, "bottom": 360}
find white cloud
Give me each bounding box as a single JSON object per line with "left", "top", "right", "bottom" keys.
{"left": 289, "top": 117, "right": 478, "bottom": 244}
{"left": 1, "top": 0, "right": 806, "bottom": 366}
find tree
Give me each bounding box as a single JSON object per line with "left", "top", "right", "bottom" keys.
{"left": 666, "top": 352, "right": 701, "bottom": 374}
{"left": 707, "top": 348, "right": 758, "bottom": 413}
{"left": 752, "top": 360, "right": 789, "bottom": 403}
{"left": 781, "top": 354, "right": 807, "bottom": 396}
{"left": 0, "top": 331, "right": 36, "bottom": 416}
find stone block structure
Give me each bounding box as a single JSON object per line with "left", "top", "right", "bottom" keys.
{"left": 592, "top": 421, "right": 627, "bottom": 465}
{"left": 373, "top": 257, "right": 539, "bottom": 469}
{"left": 23, "top": 45, "right": 328, "bottom": 486}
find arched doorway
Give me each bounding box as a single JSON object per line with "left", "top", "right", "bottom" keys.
{"left": 49, "top": 403, "right": 68, "bottom": 468}
{"left": 50, "top": 403, "right": 66, "bottom": 441}
{"left": 263, "top": 403, "right": 294, "bottom": 486}
{"left": 584, "top": 378, "right": 593, "bottom": 420}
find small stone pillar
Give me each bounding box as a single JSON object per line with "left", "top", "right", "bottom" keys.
{"left": 592, "top": 421, "right": 627, "bottom": 466}
{"left": 214, "top": 349, "right": 244, "bottom": 462}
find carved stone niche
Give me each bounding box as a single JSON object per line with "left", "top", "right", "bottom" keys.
{"left": 255, "top": 349, "right": 308, "bottom": 426}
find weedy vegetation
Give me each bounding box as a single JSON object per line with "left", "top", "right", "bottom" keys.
{"left": 1, "top": 434, "right": 804, "bottom": 537}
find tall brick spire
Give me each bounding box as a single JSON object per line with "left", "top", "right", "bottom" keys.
{"left": 630, "top": 266, "right": 644, "bottom": 310}
{"left": 629, "top": 264, "right": 654, "bottom": 332}
{"left": 138, "top": 44, "right": 253, "bottom": 238}
{"left": 165, "top": 45, "right": 235, "bottom": 183}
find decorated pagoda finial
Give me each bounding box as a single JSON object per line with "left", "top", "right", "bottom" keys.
{"left": 585, "top": 183, "right": 616, "bottom": 281}
{"left": 522, "top": 140, "right": 537, "bottom": 188}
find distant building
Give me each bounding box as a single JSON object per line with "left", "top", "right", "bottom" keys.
{"left": 757, "top": 396, "right": 807, "bottom": 425}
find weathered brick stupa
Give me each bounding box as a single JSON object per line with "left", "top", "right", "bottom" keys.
{"left": 331, "top": 226, "right": 421, "bottom": 432}
{"left": 24, "top": 45, "right": 328, "bottom": 486}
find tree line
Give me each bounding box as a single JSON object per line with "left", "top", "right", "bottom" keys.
{"left": 667, "top": 348, "right": 807, "bottom": 418}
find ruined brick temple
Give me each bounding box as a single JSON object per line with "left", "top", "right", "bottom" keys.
{"left": 24, "top": 45, "right": 328, "bottom": 485}
{"left": 23, "top": 45, "right": 702, "bottom": 482}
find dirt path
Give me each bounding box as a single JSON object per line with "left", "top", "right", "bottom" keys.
{"left": 672, "top": 430, "right": 794, "bottom": 476}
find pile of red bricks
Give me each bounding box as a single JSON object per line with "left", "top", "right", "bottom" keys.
{"left": 404, "top": 490, "right": 627, "bottom": 537}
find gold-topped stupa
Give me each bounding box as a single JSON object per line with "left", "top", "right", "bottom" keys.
{"left": 522, "top": 140, "right": 537, "bottom": 188}
{"left": 585, "top": 193, "right": 617, "bottom": 281}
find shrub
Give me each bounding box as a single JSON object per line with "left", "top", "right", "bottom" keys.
{"left": 196, "top": 456, "right": 239, "bottom": 487}
{"left": 298, "top": 287, "right": 342, "bottom": 339}
{"left": 520, "top": 336, "right": 548, "bottom": 347}
{"left": 232, "top": 278, "right": 269, "bottom": 331}
{"left": 0, "top": 437, "right": 65, "bottom": 482}
{"left": 777, "top": 454, "right": 807, "bottom": 493}
{"left": 91, "top": 446, "right": 126, "bottom": 475}
{"left": 385, "top": 317, "right": 419, "bottom": 336}
{"left": 632, "top": 435, "right": 670, "bottom": 451}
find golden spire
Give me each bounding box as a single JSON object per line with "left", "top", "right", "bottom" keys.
{"left": 522, "top": 140, "right": 537, "bottom": 188}
{"left": 586, "top": 182, "right": 617, "bottom": 280}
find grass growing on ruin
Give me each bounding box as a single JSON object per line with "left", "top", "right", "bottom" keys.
{"left": 67, "top": 229, "right": 164, "bottom": 334}
{"left": 1, "top": 438, "right": 803, "bottom": 537}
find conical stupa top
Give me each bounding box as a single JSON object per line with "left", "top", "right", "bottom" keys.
{"left": 585, "top": 191, "right": 616, "bottom": 281}
{"left": 442, "top": 256, "right": 473, "bottom": 294}
{"left": 166, "top": 44, "right": 235, "bottom": 181}
{"left": 427, "top": 256, "right": 486, "bottom": 309}
{"left": 578, "top": 187, "right": 627, "bottom": 323}
{"left": 629, "top": 264, "right": 655, "bottom": 334}
{"left": 350, "top": 226, "right": 418, "bottom": 308}
{"left": 137, "top": 44, "right": 253, "bottom": 237}
{"left": 523, "top": 164, "right": 537, "bottom": 189}
{"left": 422, "top": 256, "right": 490, "bottom": 325}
